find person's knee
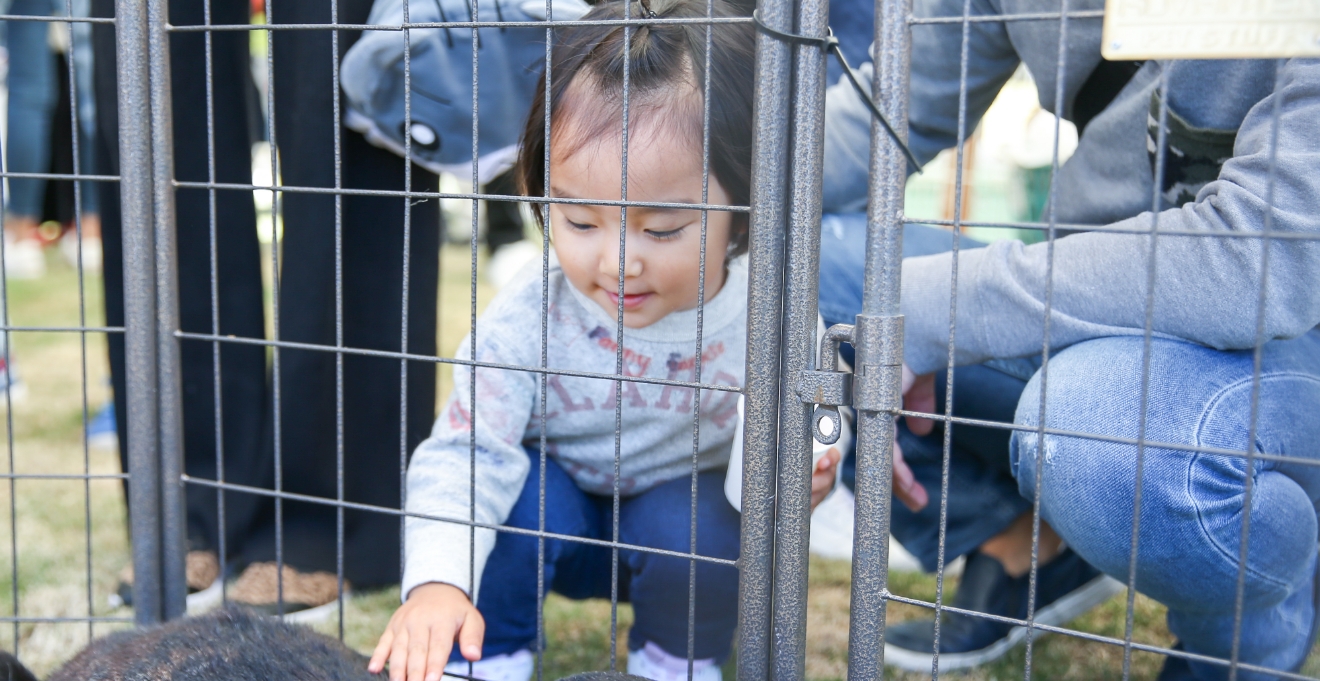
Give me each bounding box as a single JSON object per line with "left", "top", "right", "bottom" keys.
{"left": 1010, "top": 337, "right": 1318, "bottom": 613}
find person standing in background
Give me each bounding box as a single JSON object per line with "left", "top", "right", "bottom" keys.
{"left": 4, "top": 0, "right": 101, "bottom": 280}
{"left": 91, "top": 0, "right": 439, "bottom": 616}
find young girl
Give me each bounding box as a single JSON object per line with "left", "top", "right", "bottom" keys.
{"left": 370, "top": 3, "right": 837, "bottom": 680}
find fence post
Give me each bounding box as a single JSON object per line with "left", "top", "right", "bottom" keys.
{"left": 147, "top": 0, "right": 188, "bottom": 621}
{"left": 736, "top": 0, "right": 794, "bottom": 676}
{"left": 847, "top": 0, "right": 911, "bottom": 676}
{"left": 115, "top": 0, "right": 164, "bottom": 626}
{"left": 770, "top": 0, "right": 831, "bottom": 676}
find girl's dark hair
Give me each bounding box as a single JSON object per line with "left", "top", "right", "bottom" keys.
{"left": 516, "top": 0, "right": 755, "bottom": 256}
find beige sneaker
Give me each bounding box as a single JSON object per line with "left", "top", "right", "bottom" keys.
{"left": 228, "top": 562, "right": 348, "bottom": 624}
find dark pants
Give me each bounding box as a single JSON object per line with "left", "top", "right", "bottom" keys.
{"left": 93, "top": 0, "right": 439, "bottom": 587}
{"left": 818, "top": 215, "right": 1033, "bottom": 571}
{"left": 463, "top": 453, "right": 742, "bottom": 662}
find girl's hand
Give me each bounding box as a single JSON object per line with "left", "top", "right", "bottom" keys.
{"left": 368, "top": 582, "right": 485, "bottom": 681}
{"left": 810, "top": 447, "right": 842, "bottom": 510}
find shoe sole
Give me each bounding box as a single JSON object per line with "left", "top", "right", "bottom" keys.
{"left": 883, "top": 574, "right": 1126, "bottom": 672}
{"left": 273, "top": 592, "right": 350, "bottom": 625}
{"left": 107, "top": 578, "right": 226, "bottom": 613}
{"left": 186, "top": 578, "right": 225, "bottom": 614}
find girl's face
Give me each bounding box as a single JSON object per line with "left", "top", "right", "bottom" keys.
{"left": 548, "top": 114, "right": 735, "bottom": 329}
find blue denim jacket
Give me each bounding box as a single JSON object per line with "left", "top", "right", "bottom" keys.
{"left": 340, "top": 0, "right": 587, "bottom": 183}
{"left": 824, "top": 0, "right": 1320, "bottom": 374}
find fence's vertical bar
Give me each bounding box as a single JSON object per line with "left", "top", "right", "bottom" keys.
{"left": 147, "top": 0, "right": 187, "bottom": 621}
{"left": 770, "top": 0, "right": 831, "bottom": 675}
{"left": 847, "top": 0, "right": 911, "bottom": 676}
{"left": 116, "top": 0, "right": 163, "bottom": 626}
{"left": 736, "top": 0, "right": 794, "bottom": 676}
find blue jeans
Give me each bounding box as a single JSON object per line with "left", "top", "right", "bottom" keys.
{"left": 459, "top": 451, "right": 742, "bottom": 662}
{"left": 821, "top": 215, "right": 1035, "bottom": 566}
{"left": 819, "top": 213, "right": 1318, "bottom": 678}
{"left": 4, "top": 0, "right": 57, "bottom": 219}
{"left": 2, "top": 0, "right": 99, "bottom": 219}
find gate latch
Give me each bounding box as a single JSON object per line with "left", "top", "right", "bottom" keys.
{"left": 797, "top": 323, "right": 854, "bottom": 445}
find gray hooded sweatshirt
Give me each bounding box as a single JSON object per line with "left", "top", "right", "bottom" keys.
{"left": 824, "top": 0, "right": 1320, "bottom": 375}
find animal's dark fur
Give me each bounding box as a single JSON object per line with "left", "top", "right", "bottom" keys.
{"left": 0, "top": 652, "right": 39, "bottom": 681}
{"left": 15, "top": 608, "right": 381, "bottom": 681}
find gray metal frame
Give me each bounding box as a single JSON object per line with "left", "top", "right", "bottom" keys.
{"left": 0, "top": 0, "right": 1312, "bottom": 679}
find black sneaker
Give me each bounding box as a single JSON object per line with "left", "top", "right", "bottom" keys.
{"left": 883, "top": 548, "right": 1124, "bottom": 671}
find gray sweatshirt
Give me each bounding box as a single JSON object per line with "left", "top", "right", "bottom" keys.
{"left": 824, "top": 0, "right": 1320, "bottom": 375}
{"left": 402, "top": 257, "right": 748, "bottom": 602}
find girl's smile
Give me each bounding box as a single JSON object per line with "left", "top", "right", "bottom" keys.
{"left": 606, "top": 291, "right": 655, "bottom": 310}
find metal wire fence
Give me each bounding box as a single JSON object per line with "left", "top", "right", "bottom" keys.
{"left": 0, "top": 0, "right": 1314, "bottom": 679}
{"left": 0, "top": 0, "right": 134, "bottom": 661}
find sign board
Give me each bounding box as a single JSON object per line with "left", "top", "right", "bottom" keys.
{"left": 1102, "top": 0, "right": 1320, "bottom": 60}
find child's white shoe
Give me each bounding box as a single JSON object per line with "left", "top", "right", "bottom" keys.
{"left": 444, "top": 648, "right": 534, "bottom": 681}
{"left": 626, "top": 641, "right": 722, "bottom": 681}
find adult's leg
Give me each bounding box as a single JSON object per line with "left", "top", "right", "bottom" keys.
{"left": 1012, "top": 333, "right": 1320, "bottom": 679}
{"left": 5, "top": 0, "right": 57, "bottom": 222}
{"left": 241, "top": 0, "right": 440, "bottom": 587}
{"left": 167, "top": 0, "right": 269, "bottom": 561}
{"left": 92, "top": 0, "right": 267, "bottom": 559}
{"left": 819, "top": 213, "right": 1030, "bottom": 569}
{"left": 620, "top": 470, "right": 741, "bottom": 662}
{"left": 458, "top": 453, "right": 610, "bottom": 659}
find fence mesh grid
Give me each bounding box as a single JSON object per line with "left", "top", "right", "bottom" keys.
{"left": 0, "top": 0, "right": 133, "bottom": 660}
{"left": 0, "top": 0, "right": 1312, "bottom": 679}
{"left": 168, "top": 0, "right": 748, "bottom": 676}
{"left": 854, "top": 4, "right": 1319, "bottom": 681}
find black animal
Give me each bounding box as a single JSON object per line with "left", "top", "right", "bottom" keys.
{"left": 0, "top": 608, "right": 381, "bottom": 681}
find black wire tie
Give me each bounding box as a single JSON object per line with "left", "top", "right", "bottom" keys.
{"left": 751, "top": 9, "right": 922, "bottom": 173}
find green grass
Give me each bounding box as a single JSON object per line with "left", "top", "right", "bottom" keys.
{"left": 0, "top": 245, "right": 1315, "bottom": 679}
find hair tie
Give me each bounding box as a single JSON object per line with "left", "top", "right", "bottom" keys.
{"left": 638, "top": 0, "right": 658, "bottom": 19}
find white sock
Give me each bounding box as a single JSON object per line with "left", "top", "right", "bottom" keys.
{"left": 626, "top": 641, "right": 722, "bottom": 681}
{"left": 444, "top": 649, "right": 534, "bottom": 681}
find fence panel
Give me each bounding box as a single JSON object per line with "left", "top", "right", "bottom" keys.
{"left": 0, "top": 0, "right": 1314, "bottom": 679}
{"left": 0, "top": 0, "right": 135, "bottom": 665}
{"left": 147, "top": 0, "right": 778, "bottom": 678}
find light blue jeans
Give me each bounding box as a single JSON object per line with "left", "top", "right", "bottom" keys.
{"left": 4, "top": 0, "right": 58, "bottom": 219}
{"left": 1012, "top": 333, "right": 1318, "bottom": 680}
{"left": 3, "top": 0, "right": 99, "bottom": 219}
{"left": 819, "top": 213, "right": 1318, "bottom": 679}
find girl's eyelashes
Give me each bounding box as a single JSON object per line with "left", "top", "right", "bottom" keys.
{"left": 560, "top": 216, "right": 687, "bottom": 239}
{"left": 646, "top": 225, "right": 687, "bottom": 241}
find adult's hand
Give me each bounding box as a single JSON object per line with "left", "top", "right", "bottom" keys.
{"left": 892, "top": 364, "right": 933, "bottom": 511}
{"left": 810, "top": 446, "right": 843, "bottom": 510}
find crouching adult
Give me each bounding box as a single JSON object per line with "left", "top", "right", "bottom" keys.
{"left": 819, "top": 0, "right": 1320, "bottom": 677}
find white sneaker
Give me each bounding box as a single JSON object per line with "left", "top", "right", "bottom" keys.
{"left": 444, "top": 648, "right": 534, "bottom": 681}
{"left": 4, "top": 239, "right": 45, "bottom": 280}
{"left": 60, "top": 233, "right": 102, "bottom": 273}
{"left": 625, "top": 642, "right": 721, "bottom": 681}
{"left": 807, "top": 486, "right": 934, "bottom": 574}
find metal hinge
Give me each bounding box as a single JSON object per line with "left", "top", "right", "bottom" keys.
{"left": 797, "top": 314, "right": 905, "bottom": 443}
{"left": 797, "top": 323, "right": 854, "bottom": 444}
